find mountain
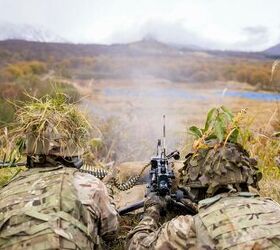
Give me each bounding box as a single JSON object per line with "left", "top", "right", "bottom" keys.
{"left": 0, "top": 22, "right": 67, "bottom": 43}
{"left": 0, "top": 38, "right": 267, "bottom": 63}
{"left": 263, "top": 43, "right": 280, "bottom": 57}
{"left": 0, "top": 38, "right": 186, "bottom": 61}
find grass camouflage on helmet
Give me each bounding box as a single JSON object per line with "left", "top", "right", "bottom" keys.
{"left": 2, "top": 93, "right": 91, "bottom": 161}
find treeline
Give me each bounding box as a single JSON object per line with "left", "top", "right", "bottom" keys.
{"left": 55, "top": 55, "right": 278, "bottom": 90}
{"left": 0, "top": 42, "right": 279, "bottom": 125}
{"left": 0, "top": 60, "right": 80, "bottom": 125}
{"left": 0, "top": 40, "right": 278, "bottom": 91}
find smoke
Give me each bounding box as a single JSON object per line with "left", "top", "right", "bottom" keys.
{"left": 83, "top": 76, "right": 194, "bottom": 162}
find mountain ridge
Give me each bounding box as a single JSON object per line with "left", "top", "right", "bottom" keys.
{"left": 0, "top": 22, "right": 67, "bottom": 43}
{"left": 264, "top": 43, "right": 280, "bottom": 57}
{"left": 0, "top": 38, "right": 274, "bottom": 61}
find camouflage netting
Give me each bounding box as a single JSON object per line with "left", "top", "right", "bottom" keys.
{"left": 2, "top": 93, "right": 91, "bottom": 160}
{"left": 179, "top": 139, "right": 261, "bottom": 196}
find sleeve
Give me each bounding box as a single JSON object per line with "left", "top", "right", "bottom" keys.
{"left": 73, "top": 172, "right": 119, "bottom": 240}
{"left": 127, "top": 207, "right": 196, "bottom": 250}
{"left": 97, "top": 181, "right": 119, "bottom": 239}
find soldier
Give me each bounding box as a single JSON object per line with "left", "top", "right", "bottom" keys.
{"left": 127, "top": 140, "right": 280, "bottom": 249}
{"left": 0, "top": 95, "right": 119, "bottom": 249}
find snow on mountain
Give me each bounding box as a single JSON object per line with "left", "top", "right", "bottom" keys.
{"left": 0, "top": 22, "right": 67, "bottom": 43}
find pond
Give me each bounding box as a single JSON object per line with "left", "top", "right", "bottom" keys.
{"left": 104, "top": 88, "right": 280, "bottom": 102}
{"left": 221, "top": 90, "right": 280, "bottom": 101}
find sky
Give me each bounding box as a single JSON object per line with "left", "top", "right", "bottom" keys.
{"left": 0, "top": 0, "right": 279, "bottom": 51}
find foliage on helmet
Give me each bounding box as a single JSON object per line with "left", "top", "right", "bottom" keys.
{"left": 188, "top": 106, "right": 247, "bottom": 151}
{"left": 181, "top": 106, "right": 261, "bottom": 196}
{"left": 2, "top": 93, "right": 91, "bottom": 160}
{"left": 179, "top": 140, "right": 261, "bottom": 196}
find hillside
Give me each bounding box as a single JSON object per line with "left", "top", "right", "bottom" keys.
{"left": 0, "top": 39, "right": 269, "bottom": 62}
{"left": 0, "top": 39, "right": 278, "bottom": 92}
{"left": 264, "top": 43, "right": 280, "bottom": 57}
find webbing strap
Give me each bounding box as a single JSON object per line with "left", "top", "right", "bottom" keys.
{"left": 0, "top": 230, "right": 54, "bottom": 248}
{"left": 0, "top": 222, "right": 50, "bottom": 238}
{"left": 198, "top": 195, "right": 280, "bottom": 249}
{"left": 201, "top": 203, "right": 280, "bottom": 226}
{"left": 0, "top": 210, "right": 95, "bottom": 242}
{"left": 0, "top": 167, "right": 95, "bottom": 249}
{"left": 211, "top": 214, "right": 280, "bottom": 238}
{"left": 217, "top": 224, "right": 280, "bottom": 249}
{"left": 20, "top": 210, "right": 90, "bottom": 236}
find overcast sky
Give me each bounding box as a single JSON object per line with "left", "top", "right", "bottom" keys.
{"left": 0, "top": 0, "right": 279, "bottom": 51}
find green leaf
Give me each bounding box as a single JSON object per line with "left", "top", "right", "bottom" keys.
{"left": 229, "top": 128, "right": 239, "bottom": 143}
{"left": 214, "top": 117, "right": 225, "bottom": 142}
{"left": 188, "top": 126, "right": 203, "bottom": 139}
{"left": 218, "top": 113, "right": 228, "bottom": 129}
{"left": 220, "top": 106, "right": 234, "bottom": 120}
{"left": 205, "top": 108, "right": 218, "bottom": 131}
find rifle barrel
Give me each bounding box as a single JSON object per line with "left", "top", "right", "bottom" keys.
{"left": 0, "top": 162, "right": 26, "bottom": 168}
{"left": 118, "top": 199, "right": 145, "bottom": 215}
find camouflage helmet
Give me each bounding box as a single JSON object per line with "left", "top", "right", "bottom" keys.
{"left": 16, "top": 93, "right": 90, "bottom": 158}
{"left": 179, "top": 139, "right": 261, "bottom": 197}
{"left": 25, "top": 125, "right": 84, "bottom": 157}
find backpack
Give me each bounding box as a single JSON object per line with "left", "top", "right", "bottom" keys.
{"left": 0, "top": 166, "right": 97, "bottom": 249}
{"left": 196, "top": 193, "right": 280, "bottom": 249}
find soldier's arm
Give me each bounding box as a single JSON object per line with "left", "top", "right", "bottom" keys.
{"left": 126, "top": 205, "right": 162, "bottom": 250}
{"left": 127, "top": 207, "right": 196, "bottom": 250}
{"left": 73, "top": 172, "right": 119, "bottom": 241}
{"left": 97, "top": 181, "right": 119, "bottom": 240}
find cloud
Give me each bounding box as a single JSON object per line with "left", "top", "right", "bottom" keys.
{"left": 107, "top": 19, "right": 222, "bottom": 50}
{"left": 107, "top": 21, "right": 275, "bottom": 52}
{"left": 229, "top": 26, "right": 270, "bottom": 51}
{"left": 243, "top": 26, "right": 268, "bottom": 35}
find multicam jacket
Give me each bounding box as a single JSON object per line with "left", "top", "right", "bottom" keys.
{"left": 0, "top": 165, "right": 119, "bottom": 249}
{"left": 127, "top": 192, "right": 280, "bottom": 249}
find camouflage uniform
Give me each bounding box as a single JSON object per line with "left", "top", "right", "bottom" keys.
{"left": 127, "top": 193, "right": 280, "bottom": 249}
{"left": 0, "top": 96, "right": 119, "bottom": 249}
{"left": 127, "top": 141, "right": 280, "bottom": 249}
{"left": 0, "top": 163, "right": 118, "bottom": 249}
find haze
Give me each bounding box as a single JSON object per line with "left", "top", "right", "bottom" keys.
{"left": 0, "top": 0, "right": 280, "bottom": 51}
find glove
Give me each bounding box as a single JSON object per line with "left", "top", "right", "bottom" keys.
{"left": 144, "top": 192, "right": 167, "bottom": 215}
{"left": 179, "top": 198, "right": 198, "bottom": 214}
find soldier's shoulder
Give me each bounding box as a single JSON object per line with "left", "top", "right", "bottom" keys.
{"left": 74, "top": 170, "right": 105, "bottom": 189}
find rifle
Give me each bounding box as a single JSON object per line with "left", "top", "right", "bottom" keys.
{"left": 118, "top": 115, "right": 196, "bottom": 216}
{"left": 0, "top": 162, "right": 26, "bottom": 168}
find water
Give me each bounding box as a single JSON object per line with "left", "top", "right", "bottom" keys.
{"left": 104, "top": 88, "right": 280, "bottom": 102}
{"left": 221, "top": 90, "right": 280, "bottom": 101}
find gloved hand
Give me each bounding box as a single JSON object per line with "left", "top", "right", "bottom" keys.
{"left": 179, "top": 198, "right": 198, "bottom": 214}
{"left": 144, "top": 192, "right": 167, "bottom": 216}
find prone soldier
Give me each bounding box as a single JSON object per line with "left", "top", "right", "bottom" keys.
{"left": 126, "top": 139, "right": 280, "bottom": 249}
{"left": 0, "top": 94, "right": 119, "bottom": 249}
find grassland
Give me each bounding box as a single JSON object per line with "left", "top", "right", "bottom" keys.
{"left": 0, "top": 39, "right": 279, "bottom": 249}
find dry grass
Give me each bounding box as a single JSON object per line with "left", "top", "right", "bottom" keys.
{"left": 259, "top": 177, "right": 280, "bottom": 202}
{"left": 0, "top": 92, "right": 91, "bottom": 162}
